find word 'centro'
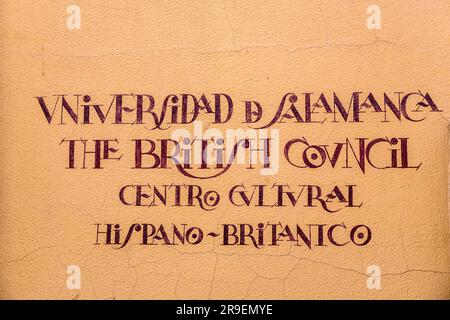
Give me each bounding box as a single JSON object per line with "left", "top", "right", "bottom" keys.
{"left": 35, "top": 91, "right": 441, "bottom": 128}
{"left": 119, "top": 184, "right": 361, "bottom": 213}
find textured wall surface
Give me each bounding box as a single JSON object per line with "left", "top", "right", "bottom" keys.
{"left": 0, "top": 0, "right": 449, "bottom": 299}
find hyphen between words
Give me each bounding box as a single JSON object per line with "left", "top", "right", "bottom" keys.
{"left": 94, "top": 222, "right": 372, "bottom": 249}
{"left": 36, "top": 91, "right": 436, "bottom": 177}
